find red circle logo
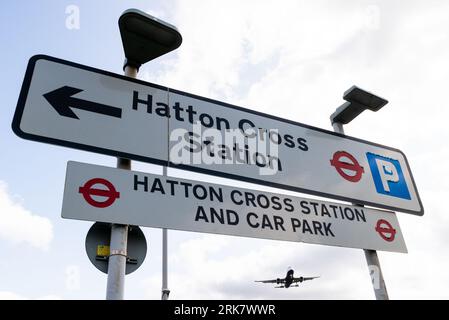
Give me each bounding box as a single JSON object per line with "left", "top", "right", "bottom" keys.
{"left": 375, "top": 219, "right": 396, "bottom": 242}
{"left": 330, "top": 151, "right": 364, "bottom": 182}
{"left": 78, "top": 178, "right": 120, "bottom": 208}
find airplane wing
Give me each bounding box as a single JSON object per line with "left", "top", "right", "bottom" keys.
{"left": 292, "top": 276, "right": 320, "bottom": 283}
{"left": 255, "top": 279, "right": 284, "bottom": 284}
{"left": 303, "top": 276, "right": 320, "bottom": 281}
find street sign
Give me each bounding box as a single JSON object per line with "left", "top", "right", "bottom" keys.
{"left": 63, "top": 161, "right": 407, "bottom": 253}
{"left": 85, "top": 222, "right": 147, "bottom": 275}
{"left": 14, "top": 55, "right": 423, "bottom": 215}
{"left": 13, "top": 55, "right": 168, "bottom": 166}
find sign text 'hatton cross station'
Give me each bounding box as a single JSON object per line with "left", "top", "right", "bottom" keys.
{"left": 13, "top": 55, "right": 423, "bottom": 215}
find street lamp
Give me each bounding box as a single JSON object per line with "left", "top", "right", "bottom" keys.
{"left": 330, "top": 85, "right": 389, "bottom": 300}
{"left": 330, "top": 85, "right": 388, "bottom": 125}
{"left": 106, "top": 9, "right": 182, "bottom": 301}
{"left": 119, "top": 8, "right": 182, "bottom": 70}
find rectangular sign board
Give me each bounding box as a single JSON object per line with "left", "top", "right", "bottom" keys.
{"left": 62, "top": 161, "right": 407, "bottom": 253}
{"left": 14, "top": 55, "right": 423, "bottom": 215}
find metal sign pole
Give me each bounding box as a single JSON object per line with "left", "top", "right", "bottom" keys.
{"left": 162, "top": 227, "right": 170, "bottom": 299}
{"left": 161, "top": 167, "right": 170, "bottom": 300}
{"left": 332, "top": 121, "right": 389, "bottom": 300}
{"left": 105, "top": 223, "right": 129, "bottom": 300}
{"left": 364, "top": 249, "right": 389, "bottom": 300}
{"left": 105, "top": 64, "right": 137, "bottom": 300}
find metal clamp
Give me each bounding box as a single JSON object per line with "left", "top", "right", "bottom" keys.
{"left": 162, "top": 289, "right": 170, "bottom": 299}
{"left": 96, "top": 252, "right": 137, "bottom": 265}
{"left": 110, "top": 249, "right": 127, "bottom": 257}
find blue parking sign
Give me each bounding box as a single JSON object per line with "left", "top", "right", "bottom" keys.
{"left": 366, "top": 153, "right": 411, "bottom": 200}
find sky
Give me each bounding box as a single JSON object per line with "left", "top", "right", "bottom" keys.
{"left": 0, "top": 0, "right": 448, "bottom": 300}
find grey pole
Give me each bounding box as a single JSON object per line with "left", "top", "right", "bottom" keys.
{"left": 105, "top": 64, "right": 137, "bottom": 300}
{"left": 332, "top": 121, "right": 389, "bottom": 300}
{"left": 161, "top": 228, "right": 170, "bottom": 299}
{"left": 161, "top": 166, "right": 170, "bottom": 300}
{"left": 364, "top": 249, "right": 389, "bottom": 300}
{"left": 106, "top": 223, "right": 129, "bottom": 300}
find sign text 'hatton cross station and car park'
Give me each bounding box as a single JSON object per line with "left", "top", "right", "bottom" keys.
{"left": 13, "top": 55, "right": 423, "bottom": 217}
{"left": 63, "top": 161, "right": 407, "bottom": 253}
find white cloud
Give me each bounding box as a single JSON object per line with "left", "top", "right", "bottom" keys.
{"left": 136, "top": 0, "right": 449, "bottom": 300}
{"left": 0, "top": 291, "right": 61, "bottom": 300}
{"left": 37, "top": 295, "right": 62, "bottom": 300}
{"left": 142, "top": 1, "right": 391, "bottom": 105}
{"left": 0, "top": 291, "right": 24, "bottom": 300}
{"left": 2, "top": 1, "right": 447, "bottom": 300}
{"left": 0, "top": 181, "right": 53, "bottom": 250}
{"left": 143, "top": 234, "right": 374, "bottom": 299}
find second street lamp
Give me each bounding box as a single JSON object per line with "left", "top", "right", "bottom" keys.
{"left": 330, "top": 85, "right": 389, "bottom": 300}
{"left": 330, "top": 85, "right": 388, "bottom": 125}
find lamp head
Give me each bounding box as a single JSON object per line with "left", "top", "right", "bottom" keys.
{"left": 331, "top": 86, "right": 388, "bottom": 125}
{"left": 119, "top": 9, "right": 182, "bottom": 70}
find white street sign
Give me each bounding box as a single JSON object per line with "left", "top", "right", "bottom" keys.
{"left": 14, "top": 55, "right": 423, "bottom": 215}
{"left": 62, "top": 161, "right": 407, "bottom": 253}
{"left": 13, "top": 55, "right": 168, "bottom": 165}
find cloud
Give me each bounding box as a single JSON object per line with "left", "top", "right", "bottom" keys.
{"left": 143, "top": 234, "right": 374, "bottom": 299}
{"left": 141, "top": 0, "right": 391, "bottom": 105}
{"left": 135, "top": 0, "right": 449, "bottom": 300}
{"left": 0, "top": 181, "right": 53, "bottom": 250}
{"left": 0, "top": 291, "right": 61, "bottom": 300}
{"left": 38, "top": 295, "right": 62, "bottom": 300}
{"left": 0, "top": 291, "right": 24, "bottom": 300}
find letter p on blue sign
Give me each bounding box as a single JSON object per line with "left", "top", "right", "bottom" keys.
{"left": 366, "top": 152, "right": 411, "bottom": 200}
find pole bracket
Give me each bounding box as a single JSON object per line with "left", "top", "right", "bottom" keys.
{"left": 162, "top": 289, "right": 170, "bottom": 299}
{"left": 110, "top": 249, "right": 127, "bottom": 257}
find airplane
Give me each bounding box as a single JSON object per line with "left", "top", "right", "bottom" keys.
{"left": 255, "top": 267, "right": 320, "bottom": 288}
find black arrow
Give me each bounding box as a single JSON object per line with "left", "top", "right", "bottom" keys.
{"left": 43, "top": 86, "right": 122, "bottom": 119}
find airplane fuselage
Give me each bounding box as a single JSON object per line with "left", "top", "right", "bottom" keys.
{"left": 284, "top": 269, "right": 294, "bottom": 288}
